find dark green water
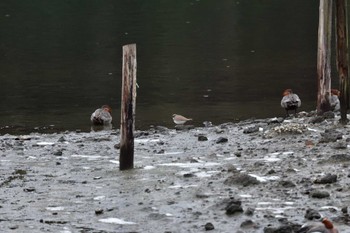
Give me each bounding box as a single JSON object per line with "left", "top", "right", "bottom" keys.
{"left": 0, "top": 0, "right": 335, "bottom": 133}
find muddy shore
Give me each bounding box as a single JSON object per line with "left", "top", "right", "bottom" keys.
{"left": 1, "top": 112, "right": 350, "bottom": 233}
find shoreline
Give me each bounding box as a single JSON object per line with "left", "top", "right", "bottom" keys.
{"left": 1, "top": 111, "right": 350, "bottom": 232}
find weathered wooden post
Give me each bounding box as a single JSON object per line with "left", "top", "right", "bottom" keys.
{"left": 317, "top": 0, "right": 333, "bottom": 114}
{"left": 120, "top": 44, "right": 137, "bottom": 170}
{"left": 335, "top": 0, "right": 349, "bottom": 124}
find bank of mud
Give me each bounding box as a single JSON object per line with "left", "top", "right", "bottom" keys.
{"left": 1, "top": 112, "right": 350, "bottom": 232}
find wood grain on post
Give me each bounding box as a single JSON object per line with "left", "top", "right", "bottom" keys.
{"left": 335, "top": 0, "right": 349, "bottom": 124}
{"left": 317, "top": 0, "right": 333, "bottom": 114}
{"left": 120, "top": 44, "right": 137, "bottom": 170}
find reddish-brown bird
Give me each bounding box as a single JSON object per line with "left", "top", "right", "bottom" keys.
{"left": 281, "top": 89, "right": 301, "bottom": 115}
{"left": 90, "top": 105, "right": 112, "bottom": 125}
{"left": 298, "top": 218, "right": 339, "bottom": 233}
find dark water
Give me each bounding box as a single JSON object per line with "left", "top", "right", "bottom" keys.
{"left": 0, "top": 0, "right": 334, "bottom": 133}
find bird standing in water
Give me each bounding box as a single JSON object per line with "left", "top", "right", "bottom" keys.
{"left": 298, "top": 218, "right": 339, "bottom": 233}
{"left": 172, "top": 114, "right": 192, "bottom": 125}
{"left": 281, "top": 89, "right": 301, "bottom": 115}
{"left": 91, "top": 105, "right": 112, "bottom": 125}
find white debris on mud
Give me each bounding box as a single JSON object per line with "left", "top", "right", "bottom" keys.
{"left": 0, "top": 112, "right": 350, "bottom": 232}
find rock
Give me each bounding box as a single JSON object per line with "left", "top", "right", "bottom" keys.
{"left": 267, "top": 117, "right": 284, "bottom": 124}
{"left": 341, "top": 206, "right": 348, "bottom": 214}
{"left": 310, "top": 190, "right": 330, "bottom": 199}
{"left": 53, "top": 150, "right": 63, "bottom": 156}
{"left": 245, "top": 207, "right": 255, "bottom": 216}
{"left": 319, "top": 129, "right": 343, "bottom": 143}
{"left": 309, "top": 116, "right": 325, "bottom": 124}
{"left": 204, "top": 222, "right": 215, "bottom": 231}
{"left": 198, "top": 135, "right": 208, "bottom": 141}
{"left": 154, "top": 126, "right": 169, "bottom": 133}
{"left": 203, "top": 121, "right": 213, "bottom": 127}
{"left": 240, "top": 219, "right": 256, "bottom": 228}
{"left": 279, "top": 180, "right": 296, "bottom": 188}
{"left": 225, "top": 200, "right": 243, "bottom": 215}
{"left": 314, "top": 173, "right": 337, "bottom": 184}
{"left": 23, "top": 187, "right": 36, "bottom": 192}
{"left": 216, "top": 137, "right": 228, "bottom": 143}
{"left": 95, "top": 208, "right": 104, "bottom": 215}
{"left": 304, "top": 208, "right": 321, "bottom": 220}
{"left": 332, "top": 141, "right": 347, "bottom": 149}
{"left": 243, "top": 125, "right": 259, "bottom": 134}
{"left": 224, "top": 174, "right": 260, "bottom": 186}
{"left": 327, "top": 154, "right": 350, "bottom": 163}
{"left": 114, "top": 143, "right": 120, "bottom": 149}
{"left": 263, "top": 225, "right": 294, "bottom": 233}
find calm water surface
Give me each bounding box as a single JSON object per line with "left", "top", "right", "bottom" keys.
{"left": 0, "top": 0, "right": 335, "bottom": 133}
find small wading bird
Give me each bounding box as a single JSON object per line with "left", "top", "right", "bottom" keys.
{"left": 281, "top": 89, "right": 301, "bottom": 115}
{"left": 298, "top": 218, "right": 339, "bottom": 233}
{"left": 330, "top": 89, "right": 340, "bottom": 112}
{"left": 90, "top": 105, "right": 112, "bottom": 125}
{"left": 172, "top": 114, "right": 192, "bottom": 125}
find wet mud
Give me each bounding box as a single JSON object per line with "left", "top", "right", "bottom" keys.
{"left": 1, "top": 112, "right": 350, "bottom": 232}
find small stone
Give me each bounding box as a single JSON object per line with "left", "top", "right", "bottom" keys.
{"left": 279, "top": 180, "right": 296, "bottom": 188}
{"left": 53, "top": 151, "right": 63, "bottom": 156}
{"left": 198, "top": 135, "right": 208, "bottom": 141}
{"left": 95, "top": 208, "right": 104, "bottom": 215}
{"left": 314, "top": 173, "right": 337, "bottom": 184}
{"left": 310, "top": 190, "right": 330, "bottom": 199}
{"left": 205, "top": 222, "right": 215, "bottom": 231}
{"left": 304, "top": 208, "right": 321, "bottom": 220}
{"left": 114, "top": 143, "right": 120, "bottom": 149}
{"left": 240, "top": 219, "right": 256, "bottom": 228}
{"left": 9, "top": 225, "right": 18, "bottom": 230}
{"left": 244, "top": 207, "right": 255, "bottom": 216}
{"left": 23, "top": 187, "right": 36, "bottom": 192}
{"left": 341, "top": 206, "right": 348, "bottom": 214}
{"left": 57, "top": 136, "right": 66, "bottom": 142}
{"left": 243, "top": 125, "right": 259, "bottom": 134}
{"left": 226, "top": 203, "right": 243, "bottom": 215}
{"left": 183, "top": 173, "right": 194, "bottom": 178}
{"left": 225, "top": 200, "right": 243, "bottom": 215}
{"left": 216, "top": 137, "right": 228, "bottom": 144}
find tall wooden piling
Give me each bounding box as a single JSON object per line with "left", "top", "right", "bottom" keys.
{"left": 120, "top": 44, "right": 137, "bottom": 170}
{"left": 335, "top": 0, "right": 349, "bottom": 124}
{"left": 317, "top": 0, "right": 333, "bottom": 114}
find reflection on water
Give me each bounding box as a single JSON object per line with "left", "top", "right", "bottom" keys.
{"left": 0, "top": 1, "right": 333, "bottom": 134}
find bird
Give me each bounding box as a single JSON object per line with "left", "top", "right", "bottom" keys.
{"left": 281, "top": 89, "right": 301, "bottom": 115}
{"left": 90, "top": 105, "right": 112, "bottom": 125}
{"left": 330, "top": 89, "right": 340, "bottom": 112}
{"left": 298, "top": 218, "right": 339, "bottom": 233}
{"left": 172, "top": 114, "right": 192, "bottom": 125}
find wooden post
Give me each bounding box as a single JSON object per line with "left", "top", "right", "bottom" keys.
{"left": 335, "top": 0, "right": 349, "bottom": 124}
{"left": 317, "top": 0, "right": 333, "bottom": 114}
{"left": 120, "top": 44, "right": 137, "bottom": 170}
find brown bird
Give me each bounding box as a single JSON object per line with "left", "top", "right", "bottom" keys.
{"left": 298, "top": 218, "right": 339, "bottom": 233}
{"left": 172, "top": 114, "right": 192, "bottom": 125}
{"left": 330, "top": 89, "right": 340, "bottom": 112}
{"left": 90, "top": 105, "right": 112, "bottom": 125}
{"left": 281, "top": 89, "right": 301, "bottom": 115}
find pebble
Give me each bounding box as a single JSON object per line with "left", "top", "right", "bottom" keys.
{"left": 216, "top": 137, "right": 228, "bottom": 144}
{"left": 310, "top": 190, "right": 330, "bottom": 198}
{"left": 204, "top": 222, "right": 215, "bottom": 231}
{"left": 314, "top": 173, "right": 337, "bottom": 184}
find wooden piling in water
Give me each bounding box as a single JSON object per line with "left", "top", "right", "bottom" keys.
{"left": 335, "top": 0, "right": 349, "bottom": 124}
{"left": 120, "top": 44, "right": 137, "bottom": 170}
{"left": 317, "top": 0, "right": 333, "bottom": 114}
